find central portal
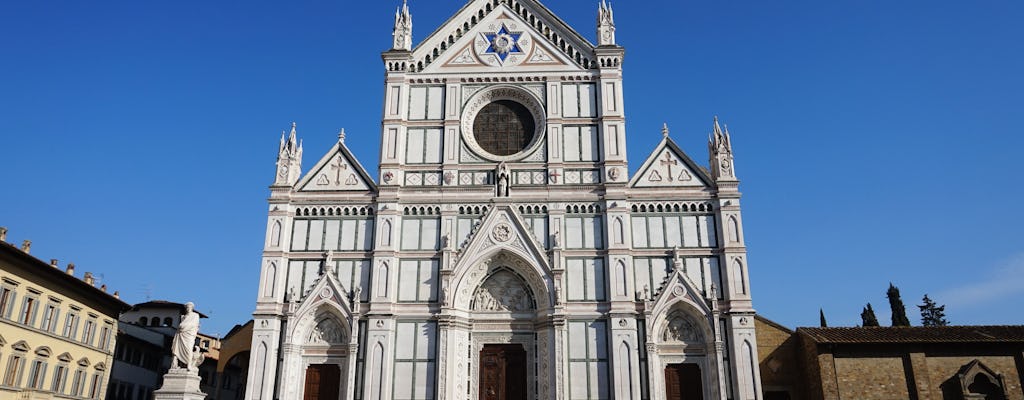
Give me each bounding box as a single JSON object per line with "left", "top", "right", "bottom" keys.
{"left": 479, "top": 344, "right": 527, "bottom": 400}
{"left": 303, "top": 364, "right": 340, "bottom": 400}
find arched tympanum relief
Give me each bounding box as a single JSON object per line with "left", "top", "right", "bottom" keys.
{"left": 472, "top": 270, "right": 535, "bottom": 312}
{"left": 308, "top": 316, "right": 347, "bottom": 345}
{"left": 453, "top": 251, "right": 551, "bottom": 311}
{"left": 663, "top": 313, "right": 704, "bottom": 343}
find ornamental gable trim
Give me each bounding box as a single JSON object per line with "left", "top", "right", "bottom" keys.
{"left": 296, "top": 138, "right": 377, "bottom": 193}
{"left": 630, "top": 137, "right": 714, "bottom": 189}
{"left": 409, "top": 0, "right": 596, "bottom": 73}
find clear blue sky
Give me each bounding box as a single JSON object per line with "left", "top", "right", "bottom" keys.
{"left": 1, "top": 0, "right": 1022, "bottom": 335}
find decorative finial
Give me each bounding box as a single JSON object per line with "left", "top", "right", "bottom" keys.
{"left": 713, "top": 116, "right": 722, "bottom": 135}
{"left": 662, "top": 123, "right": 670, "bottom": 138}
{"left": 338, "top": 128, "right": 346, "bottom": 143}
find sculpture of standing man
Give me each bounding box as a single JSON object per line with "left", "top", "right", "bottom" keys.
{"left": 172, "top": 302, "right": 201, "bottom": 370}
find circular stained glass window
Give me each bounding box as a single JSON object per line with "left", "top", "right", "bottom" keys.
{"left": 472, "top": 100, "right": 536, "bottom": 157}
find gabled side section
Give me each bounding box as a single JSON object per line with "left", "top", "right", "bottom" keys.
{"left": 630, "top": 129, "right": 713, "bottom": 189}
{"left": 296, "top": 132, "right": 377, "bottom": 193}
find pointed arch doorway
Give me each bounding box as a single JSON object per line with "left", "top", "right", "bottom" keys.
{"left": 479, "top": 344, "right": 527, "bottom": 400}
{"left": 304, "top": 364, "right": 341, "bottom": 400}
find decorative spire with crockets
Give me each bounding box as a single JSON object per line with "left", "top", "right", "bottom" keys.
{"left": 597, "top": 0, "right": 616, "bottom": 46}
{"left": 392, "top": 0, "right": 413, "bottom": 51}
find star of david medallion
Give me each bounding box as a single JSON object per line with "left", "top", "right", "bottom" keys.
{"left": 481, "top": 23, "right": 524, "bottom": 64}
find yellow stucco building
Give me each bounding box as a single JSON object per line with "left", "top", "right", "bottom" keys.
{"left": 0, "top": 229, "right": 129, "bottom": 399}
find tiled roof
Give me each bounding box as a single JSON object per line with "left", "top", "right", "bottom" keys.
{"left": 797, "top": 326, "right": 1024, "bottom": 344}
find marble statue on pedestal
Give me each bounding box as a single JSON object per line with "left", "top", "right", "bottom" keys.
{"left": 155, "top": 302, "right": 207, "bottom": 400}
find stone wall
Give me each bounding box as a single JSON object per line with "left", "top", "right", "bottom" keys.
{"left": 833, "top": 356, "right": 910, "bottom": 399}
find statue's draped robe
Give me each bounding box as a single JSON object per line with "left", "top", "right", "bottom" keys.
{"left": 173, "top": 311, "right": 200, "bottom": 368}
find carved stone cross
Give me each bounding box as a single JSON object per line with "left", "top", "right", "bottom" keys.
{"left": 330, "top": 157, "right": 348, "bottom": 186}
{"left": 660, "top": 152, "right": 678, "bottom": 182}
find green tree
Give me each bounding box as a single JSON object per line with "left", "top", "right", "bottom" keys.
{"left": 861, "top": 303, "right": 880, "bottom": 327}
{"left": 819, "top": 308, "right": 828, "bottom": 327}
{"left": 887, "top": 283, "right": 911, "bottom": 327}
{"left": 918, "top": 294, "right": 949, "bottom": 326}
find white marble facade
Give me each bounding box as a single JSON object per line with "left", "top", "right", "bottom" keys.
{"left": 246, "top": 1, "right": 762, "bottom": 399}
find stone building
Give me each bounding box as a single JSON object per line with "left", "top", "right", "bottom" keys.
{"left": 0, "top": 228, "right": 129, "bottom": 399}
{"left": 755, "top": 320, "right": 1024, "bottom": 400}
{"left": 246, "top": 1, "right": 762, "bottom": 399}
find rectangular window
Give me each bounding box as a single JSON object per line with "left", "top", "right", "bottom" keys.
{"left": 397, "top": 260, "right": 438, "bottom": 302}
{"left": 71, "top": 370, "right": 85, "bottom": 397}
{"left": 52, "top": 364, "right": 68, "bottom": 394}
{"left": 63, "top": 311, "right": 80, "bottom": 339}
{"left": 401, "top": 218, "right": 441, "bottom": 251}
{"left": 565, "top": 216, "right": 605, "bottom": 249}
{"left": 563, "top": 126, "right": 600, "bottom": 162}
{"left": 27, "top": 360, "right": 46, "bottom": 389}
{"left": 291, "top": 218, "right": 375, "bottom": 252}
{"left": 4, "top": 355, "right": 24, "bottom": 386}
{"left": 20, "top": 295, "right": 37, "bottom": 326}
{"left": 0, "top": 286, "right": 14, "bottom": 319}
{"left": 393, "top": 321, "right": 437, "bottom": 400}
{"left": 40, "top": 304, "right": 58, "bottom": 332}
{"left": 568, "top": 320, "right": 609, "bottom": 400}
{"left": 89, "top": 373, "right": 101, "bottom": 399}
{"left": 99, "top": 322, "right": 113, "bottom": 349}
{"left": 405, "top": 128, "right": 443, "bottom": 164}
{"left": 409, "top": 86, "right": 445, "bottom": 120}
{"left": 562, "top": 83, "right": 598, "bottom": 118}
{"left": 82, "top": 319, "right": 96, "bottom": 346}
{"left": 566, "top": 259, "right": 607, "bottom": 301}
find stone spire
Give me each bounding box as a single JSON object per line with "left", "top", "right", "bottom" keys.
{"left": 392, "top": 0, "right": 413, "bottom": 51}
{"left": 274, "top": 123, "right": 304, "bottom": 187}
{"left": 708, "top": 116, "right": 737, "bottom": 181}
{"left": 597, "top": 0, "right": 616, "bottom": 46}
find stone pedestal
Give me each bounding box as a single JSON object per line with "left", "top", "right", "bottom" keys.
{"left": 154, "top": 368, "right": 207, "bottom": 400}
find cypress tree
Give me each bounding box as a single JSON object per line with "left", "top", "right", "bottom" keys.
{"left": 919, "top": 294, "right": 949, "bottom": 326}
{"left": 861, "top": 303, "right": 880, "bottom": 327}
{"left": 819, "top": 308, "right": 828, "bottom": 327}
{"left": 887, "top": 283, "right": 911, "bottom": 327}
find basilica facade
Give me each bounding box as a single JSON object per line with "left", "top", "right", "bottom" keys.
{"left": 246, "top": 1, "right": 762, "bottom": 399}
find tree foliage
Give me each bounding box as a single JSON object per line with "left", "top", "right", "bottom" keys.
{"left": 861, "top": 303, "right": 880, "bottom": 327}
{"left": 918, "top": 294, "right": 949, "bottom": 327}
{"left": 887, "top": 283, "right": 911, "bottom": 327}
{"left": 819, "top": 308, "right": 828, "bottom": 327}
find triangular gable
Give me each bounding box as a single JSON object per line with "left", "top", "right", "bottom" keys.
{"left": 454, "top": 205, "right": 551, "bottom": 273}
{"left": 425, "top": 5, "right": 582, "bottom": 73}
{"left": 630, "top": 138, "right": 713, "bottom": 189}
{"left": 297, "top": 139, "right": 376, "bottom": 192}
{"left": 648, "top": 266, "right": 713, "bottom": 320}
{"left": 414, "top": 0, "right": 595, "bottom": 73}
{"left": 294, "top": 271, "right": 356, "bottom": 321}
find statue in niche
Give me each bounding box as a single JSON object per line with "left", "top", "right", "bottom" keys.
{"left": 171, "top": 302, "right": 201, "bottom": 370}
{"left": 663, "top": 315, "right": 701, "bottom": 343}
{"left": 473, "top": 271, "right": 533, "bottom": 312}
{"left": 321, "top": 250, "right": 336, "bottom": 276}
{"left": 496, "top": 163, "right": 510, "bottom": 197}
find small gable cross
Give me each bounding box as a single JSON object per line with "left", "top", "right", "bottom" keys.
{"left": 331, "top": 157, "right": 348, "bottom": 186}
{"left": 660, "top": 152, "right": 679, "bottom": 182}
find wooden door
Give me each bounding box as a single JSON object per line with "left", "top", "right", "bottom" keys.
{"left": 479, "top": 345, "right": 527, "bottom": 400}
{"left": 665, "top": 364, "right": 703, "bottom": 400}
{"left": 304, "top": 364, "right": 341, "bottom": 400}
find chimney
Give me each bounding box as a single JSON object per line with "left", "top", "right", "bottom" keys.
{"left": 66, "top": 263, "right": 76, "bottom": 276}
{"left": 21, "top": 240, "right": 31, "bottom": 253}
{"left": 113, "top": 291, "right": 120, "bottom": 299}
{"left": 100, "top": 284, "right": 107, "bottom": 293}
{"left": 50, "top": 259, "right": 59, "bottom": 268}
{"left": 0, "top": 227, "right": 6, "bottom": 242}
{"left": 84, "top": 272, "right": 95, "bottom": 286}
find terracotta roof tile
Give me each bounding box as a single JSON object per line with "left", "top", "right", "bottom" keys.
{"left": 797, "top": 326, "right": 1024, "bottom": 344}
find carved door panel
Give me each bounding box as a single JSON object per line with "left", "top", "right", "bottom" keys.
{"left": 479, "top": 345, "right": 527, "bottom": 400}
{"left": 665, "top": 364, "right": 703, "bottom": 400}
{"left": 304, "top": 364, "right": 341, "bottom": 400}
